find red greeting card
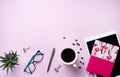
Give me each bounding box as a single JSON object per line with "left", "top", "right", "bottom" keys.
{"left": 86, "top": 40, "right": 119, "bottom": 77}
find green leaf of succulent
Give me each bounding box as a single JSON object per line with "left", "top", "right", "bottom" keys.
{"left": 0, "top": 51, "right": 19, "bottom": 73}
{"left": 6, "top": 66, "right": 10, "bottom": 74}
{"left": 0, "top": 64, "right": 5, "bottom": 68}
{"left": 10, "top": 65, "right": 13, "bottom": 72}
{"left": 12, "top": 65, "right": 15, "bottom": 70}
{"left": 0, "top": 60, "right": 4, "bottom": 63}
{"left": 0, "top": 59, "right": 6, "bottom": 63}
{"left": 0, "top": 56, "right": 5, "bottom": 60}
{"left": 2, "top": 64, "right": 7, "bottom": 70}
{"left": 16, "top": 63, "right": 19, "bottom": 65}
{"left": 4, "top": 52, "right": 8, "bottom": 57}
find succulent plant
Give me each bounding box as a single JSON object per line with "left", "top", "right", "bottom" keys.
{"left": 0, "top": 50, "right": 19, "bottom": 73}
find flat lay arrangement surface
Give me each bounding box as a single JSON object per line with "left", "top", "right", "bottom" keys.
{"left": 0, "top": 0, "right": 120, "bottom": 77}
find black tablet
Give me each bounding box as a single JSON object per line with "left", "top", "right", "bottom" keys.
{"left": 85, "top": 31, "right": 120, "bottom": 77}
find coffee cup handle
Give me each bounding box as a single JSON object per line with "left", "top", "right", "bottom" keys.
{"left": 72, "top": 63, "right": 78, "bottom": 68}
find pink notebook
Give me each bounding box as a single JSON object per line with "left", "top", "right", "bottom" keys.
{"left": 86, "top": 40, "right": 119, "bottom": 77}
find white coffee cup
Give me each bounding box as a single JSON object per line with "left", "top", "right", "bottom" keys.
{"left": 60, "top": 48, "right": 78, "bottom": 68}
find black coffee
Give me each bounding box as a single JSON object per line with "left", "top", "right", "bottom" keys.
{"left": 61, "top": 48, "right": 75, "bottom": 63}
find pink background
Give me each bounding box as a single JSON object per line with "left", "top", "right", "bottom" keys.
{"left": 0, "top": 0, "right": 120, "bottom": 77}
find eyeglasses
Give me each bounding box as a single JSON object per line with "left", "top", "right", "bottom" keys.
{"left": 24, "top": 50, "right": 44, "bottom": 74}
